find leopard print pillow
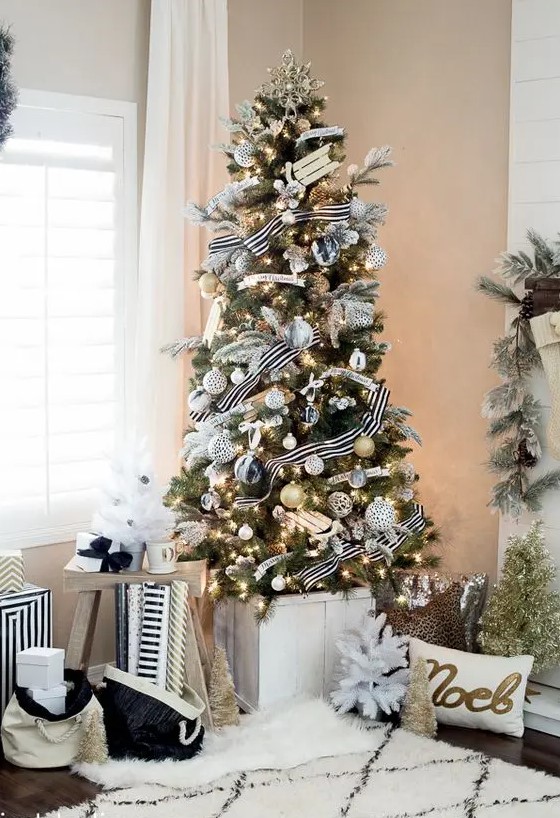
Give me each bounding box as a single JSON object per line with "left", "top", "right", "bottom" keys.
{"left": 385, "top": 583, "right": 467, "bottom": 651}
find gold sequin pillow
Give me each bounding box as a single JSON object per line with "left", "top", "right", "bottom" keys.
{"left": 385, "top": 584, "right": 467, "bottom": 651}
{"left": 409, "top": 638, "right": 534, "bottom": 737}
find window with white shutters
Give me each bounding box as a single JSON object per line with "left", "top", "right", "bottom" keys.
{"left": 0, "top": 91, "right": 137, "bottom": 548}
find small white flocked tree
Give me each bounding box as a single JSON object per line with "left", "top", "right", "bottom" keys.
{"left": 331, "top": 612, "right": 409, "bottom": 721}
{"left": 92, "top": 445, "right": 175, "bottom": 547}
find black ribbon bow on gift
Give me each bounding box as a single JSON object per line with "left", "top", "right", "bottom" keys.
{"left": 77, "top": 536, "right": 133, "bottom": 573}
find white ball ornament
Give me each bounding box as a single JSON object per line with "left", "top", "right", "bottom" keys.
{"left": 304, "top": 454, "right": 325, "bottom": 475}
{"left": 230, "top": 368, "right": 245, "bottom": 385}
{"left": 233, "top": 141, "right": 256, "bottom": 168}
{"left": 208, "top": 432, "right": 236, "bottom": 464}
{"left": 238, "top": 524, "right": 254, "bottom": 541}
{"left": 282, "top": 433, "right": 297, "bottom": 450}
{"left": 327, "top": 491, "right": 353, "bottom": 518}
{"left": 349, "top": 197, "right": 368, "bottom": 220}
{"left": 202, "top": 368, "right": 228, "bottom": 396}
{"left": 198, "top": 271, "right": 219, "bottom": 299}
{"left": 188, "top": 387, "right": 212, "bottom": 413}
{"left": 284, "top": 316, "right": 314, "bottom": 350}
{"left": 271, "top": 575, "right": 286, "bottom": 592}
{"left": 280, "top": 481, "right": 306, "bottom": 509}
{"left": 365, "top": 244, "right": 388, "bottom": 271}
{"left": 349, "top": 348, "right": 366, "bottom": 372}
{"left": 264, "top": 388, "right": 286, "bottom": 410}
{"left": 365, "top": 497, "right": 396, "bottom": 531}
{"left": 353, "top": 435, "right": 376, "bottom": 458}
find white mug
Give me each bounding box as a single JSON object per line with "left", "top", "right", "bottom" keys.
{"left": 146, "top": 539, "right": 178, "bottom": 574}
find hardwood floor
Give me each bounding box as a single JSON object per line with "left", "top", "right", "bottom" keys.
{"left": 1, "top": 727, "right": 559, "bottom": 817}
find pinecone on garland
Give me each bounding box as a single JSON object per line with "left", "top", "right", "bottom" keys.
{"left": 519, "top": 292, "right": 533, "bottom": 321}
{"left": 517, "top": 439, "right": 538, "bottom": 468}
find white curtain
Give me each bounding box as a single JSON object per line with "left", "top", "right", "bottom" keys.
{"left": 134, "top": 0, "right": 229, "bottom": 480}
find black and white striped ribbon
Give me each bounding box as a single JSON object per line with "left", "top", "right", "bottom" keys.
{"left": 208, "top": 202, "right": 351, "bottom": 257}
{"left": 234, "top": 385, "right": 390, "bottom": 508}
{"left": 189, "top": 327, "right": 321, "bottom": 423}
{"left": 297, "top": 503, "right": 425, "bottom": 591}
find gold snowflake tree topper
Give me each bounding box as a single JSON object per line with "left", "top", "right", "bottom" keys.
{"left": 258, "top": 49, "right": 324, "bottom": 121}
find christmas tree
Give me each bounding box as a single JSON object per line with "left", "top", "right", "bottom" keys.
{"left": 479, "top": 521, "right": 560, "bottom": 673}
{"left": 209, "top": 646, "right": 239, "bottom": 728}
{"left": 401, "top": 658, "right": 437, "bottom": 738}
{"left": 330, "top": 612, "right": 409, "bottom": 721}
{"left": 167, "top": 50, "right": 439, "bottom": 619}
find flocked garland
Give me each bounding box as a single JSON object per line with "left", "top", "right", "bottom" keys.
{"left": 0, "top": 25, "right": 17, "bottom": 151}
{"left": 478, "top": 230, "right": 560, "bottom": 516}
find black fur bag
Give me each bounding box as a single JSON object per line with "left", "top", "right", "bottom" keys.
{"left": 98, "top": 666, "right": 205, "bottom": 760}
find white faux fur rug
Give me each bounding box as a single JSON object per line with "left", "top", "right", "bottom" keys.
{"left": 44, "top": 699, "right": 560, "bottom": 817}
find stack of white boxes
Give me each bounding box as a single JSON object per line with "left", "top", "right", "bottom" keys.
{"left": 16, "top": 647, "right": 66, "bottom": 715}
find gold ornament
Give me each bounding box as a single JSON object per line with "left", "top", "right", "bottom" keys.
{"left": 199, "top": 271, "right": 219, "bottom": 297}
{"left": 280, "top": 481, "right": 306, "bottom": 509}
{"left": 259, "top": 50, "right": 324, "bottom": 121}
{"left": 353, "top": 435, "right": 376, "bottom": 457}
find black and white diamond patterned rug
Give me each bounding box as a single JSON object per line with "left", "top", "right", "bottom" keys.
{"left": 46, "top": 700, "right": 560, "bottom": 818}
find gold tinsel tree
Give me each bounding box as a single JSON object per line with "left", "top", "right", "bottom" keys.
{"left": 401, "top": 657, "right": 437, "bottom": 738}
{"left": 209, "top": 646, "right": 239, "bottom": 728}
{"left": 75, "top": 708, "right": 108, "bottom": 764}
{"left": 479, "top": 521, "right": 560, "bottom": 673}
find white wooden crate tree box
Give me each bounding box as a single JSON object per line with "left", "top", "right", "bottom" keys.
{"left": 214, "top": 589, "right": 373, "bottom": 712}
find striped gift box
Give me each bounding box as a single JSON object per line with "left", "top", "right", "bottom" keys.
{"left": 0, "top": 584, "right": 52, "bottom": 719}
{"left": 0, "top": 550, "right": 25, "bottom": 594}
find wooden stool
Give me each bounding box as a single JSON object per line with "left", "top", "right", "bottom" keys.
{"left": 63, "top": 558, "right": 214, "bottom": 731}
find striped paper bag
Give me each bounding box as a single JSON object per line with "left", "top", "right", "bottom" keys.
{"left": 0, "top": 550, "right": 25, "bottom": 594}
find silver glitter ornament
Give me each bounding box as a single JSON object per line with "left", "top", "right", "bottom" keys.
{"left": 304, "top": 454, "right": 325, "bottom": 475}
{"left": 348, "top": 467, "right": 367, "bottom": 488}
{"left": 271, "top": 575, "right": 286, "bottom": 592}
{"left": 349, "top": 348, "right": 366, "bottom": 372}
{"left": 311, "top": 235, "right": 340, "bottom": 267}
{"left": 327, "top": 491, "right": 353, "bottom": 518}
{"left": 234, "top": 452, "right": 266, "bottom": 485}
{"left": 233, "top": 141, "right": 256, "bottom": 168}
{"left": 202, "top": 368, "right": 228, "bottom": 396}
{"left": 188, "top": 387, "right": 212, "bottom": 413}
{"left": 201, "top": 490, "right": 221, "bottom": 511}
{"left": 284, "top": 316, "right": 314, "bottom": 349}
{"left": 208, "top": 432, "right": 237, "bottom": 464}
{"left": 365, "top": 497, "right": 396, "bottom": 530}
{"left": 365, "top": 244, "right": 388, "bottom": 271}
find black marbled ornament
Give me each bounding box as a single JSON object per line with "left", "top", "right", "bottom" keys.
{"left": 234, "top": 452, "right": 266, "bottom": 485}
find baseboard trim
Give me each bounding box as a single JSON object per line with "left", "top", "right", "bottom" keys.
{"left": 87, "top": 662, "right": 114, "bottom": 685}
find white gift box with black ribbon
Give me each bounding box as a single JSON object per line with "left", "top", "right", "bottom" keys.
{"left": 75, "top": 532, "right": 120, "bottom": 572}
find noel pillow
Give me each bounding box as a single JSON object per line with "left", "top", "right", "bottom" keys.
{"left": 408, "top": 638, "right": 533, "bottom": 737}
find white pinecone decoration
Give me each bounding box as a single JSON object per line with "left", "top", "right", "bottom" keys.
{"left": 365, "top": 497, "right": 396, "bottom": 531}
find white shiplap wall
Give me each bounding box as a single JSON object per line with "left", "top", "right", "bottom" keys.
{"left": 501, "top": 0, "right": 560, "bottom": 689}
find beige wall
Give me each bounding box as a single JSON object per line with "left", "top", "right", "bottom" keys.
{"left": 1, "top": 0, "right": 150, "bottom": 665}
{"left": 305, "top": 0, "right": 511, "bottom": 577}
{"left": 228, "top": 0, "right": 304, "bottom": 107}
